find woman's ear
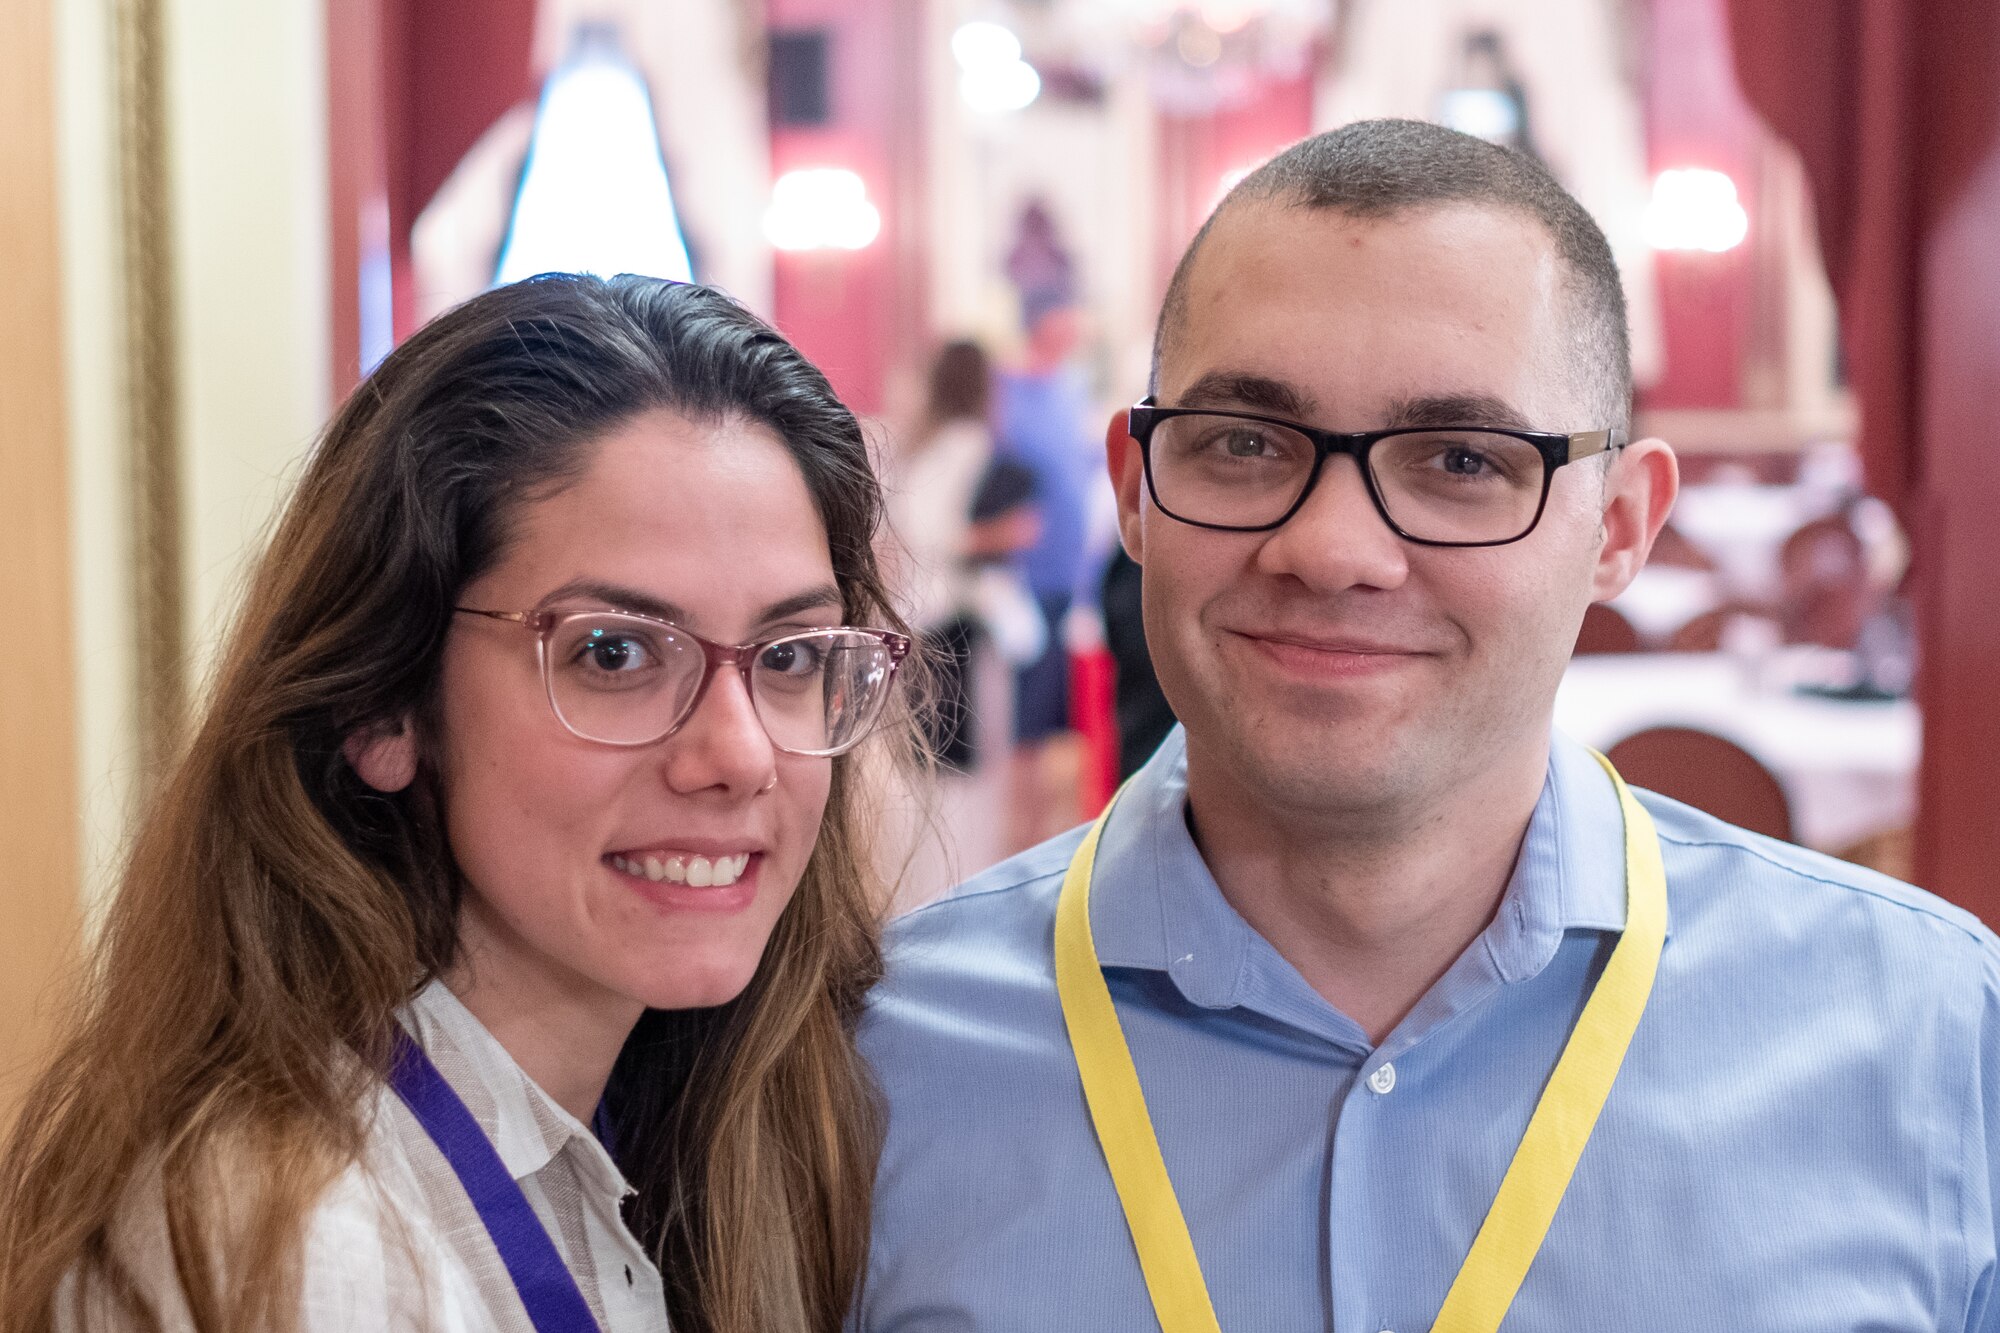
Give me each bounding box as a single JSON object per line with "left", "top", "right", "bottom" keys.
{"left": 344, "top": 716, "right": 418, "bottom": 793}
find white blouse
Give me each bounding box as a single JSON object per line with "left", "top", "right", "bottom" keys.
{"left": 68, "top": 980, "right": 670, "bottom": 1332}
{"left": 883, "top": 418, "right": 993, "bottom": 631}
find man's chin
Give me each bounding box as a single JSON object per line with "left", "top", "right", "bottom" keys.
{"left": 1221, "top": 726, "right": 1420, "bottom": 815}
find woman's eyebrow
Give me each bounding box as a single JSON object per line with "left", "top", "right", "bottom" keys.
{"left": 541, "top": 578, "right": 684, "bottom": 622}
{"left": 757, "top": 584, "right": 845, "bottom": 624}
{"left": 539, "top": 579, "right": 844, "bottom": 627}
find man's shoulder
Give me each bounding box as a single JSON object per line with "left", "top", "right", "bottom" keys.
{"left": 879, "top": 825, "right": 1090, "bottom": 978}
{"left": 861, "top": 826, "right": 1093, "bottom": 1059}
{"left": 1639, "top": 785, "right": 2000, "bottom": 971}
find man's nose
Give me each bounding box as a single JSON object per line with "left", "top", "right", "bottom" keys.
{"left": 1254, "top": 454, "right": 1411, "bottom": 593}
{"left": 660, "top": 666, "right": 779, "bottom": 797}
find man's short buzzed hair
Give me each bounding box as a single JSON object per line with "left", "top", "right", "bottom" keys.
{"left": 1154, "top": 118, "right": 1633, "bottom": 431}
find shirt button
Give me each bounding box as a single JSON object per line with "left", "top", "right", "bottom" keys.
{"left": 1368, "top": 1063, "right": 1397, "bottom": 1095}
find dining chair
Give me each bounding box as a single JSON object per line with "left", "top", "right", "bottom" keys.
{"left": 1647, "top": 521, "right": 1717, "bottom": 571}
{"left": 1778, "top": 514, "right": 1872, "bottom": 649}
{"left": 1574, "top": 602, "right": 1642, "bottom": 655}
{"left": 1607, "top": 726, "right": 1795, "bottom": 843}
{"left": 1667, "top": 604, "right": 1774, "bottom": 653}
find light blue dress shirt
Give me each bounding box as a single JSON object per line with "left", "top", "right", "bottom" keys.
{"left": 858, "top": 728, "right": 2000, "bottom": 1332}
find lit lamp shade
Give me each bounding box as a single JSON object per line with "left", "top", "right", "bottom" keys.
{"left": 1643, "top": 168, "right": 1749, "bottom": 253}
{"left": 951, "top": 21, "right": 1040, "bottom": 113}
{"left": 764, "top": 169, "right": 882, "bottom": 253}
{"left": 495, "top": 44, "right": 694, "bottom": 285}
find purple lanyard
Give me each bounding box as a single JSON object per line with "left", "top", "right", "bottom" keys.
{"left": 388, "top": 1031, "right": 604, "bottom": 1333}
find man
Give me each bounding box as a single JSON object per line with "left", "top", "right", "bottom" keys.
{"left": 859, "top": 120, "right": 2000, "bottom": 1332}
{"left": 994, "top": 291, "right": 1102, "bottom": 852}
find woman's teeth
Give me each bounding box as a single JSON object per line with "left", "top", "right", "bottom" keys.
{"left": 609, "top": 852, "right": 752, "bottom": 887}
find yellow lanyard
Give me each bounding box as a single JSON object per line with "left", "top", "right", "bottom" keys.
{"left": 1054, "top": 751, "right": 1667, "bottom": 1333}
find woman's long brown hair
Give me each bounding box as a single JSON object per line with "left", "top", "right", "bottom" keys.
{"left": 0, "top": 275, "right": 907, "bottom": 1333}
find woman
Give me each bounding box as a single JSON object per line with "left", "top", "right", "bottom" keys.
{"left": 0, "top": 275, "right": 914, "bottom": 1333}
{"left": 883, "top": 339, "right": 1040, "bottom": 771}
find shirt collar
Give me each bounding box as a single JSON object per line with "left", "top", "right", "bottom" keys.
{"left": 1084, "top": 727, "right": 1669, "bottom": 1008}
{"left": 1088, "top": 728, "right": 1250, "bottom": 1009}
{"left": 399, "top": 979, "right": 633, "bottom": 1201}
{"left": 1479, "top": 730, "right": 1675, "bottom": 984}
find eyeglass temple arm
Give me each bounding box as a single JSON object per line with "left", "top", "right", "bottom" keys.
{"left": 1564, "top": 428, "right": 1629, "bottom": 465}
{"left": 453, "top": 607, "right": 534, "bottom": 625}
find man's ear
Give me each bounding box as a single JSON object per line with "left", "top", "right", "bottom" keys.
{"left": 344, "top": 715, "right": 418, "bottom": 793}
{"left": 1106, "top": 409, "right": 1145, "bottom": 563}
{"left": 1590, "top": 437, "right": 1679, "bottom": 602}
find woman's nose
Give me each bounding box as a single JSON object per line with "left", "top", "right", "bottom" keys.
{"left": 659, "top": 666, "right": 779, "bottom": 797}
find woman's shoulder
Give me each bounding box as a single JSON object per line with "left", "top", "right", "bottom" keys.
{"left": 297, "top": 1123, "right": 496, "bottom": 1332}
{"left": 65, "top": 1097, "right": 493, "bottom": 1333}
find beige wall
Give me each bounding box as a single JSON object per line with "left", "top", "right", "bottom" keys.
{"left": 59, "top": 0, "right": 140, "bottom": 921}
{"left": 167, "top": 0, "right": 332, "bottom": 684}
{"left": 2, "top": 0, "right": 339, "bottom": 1125}
{"left": 54, "top": 0, "right": 333, "bottom": 919}
{"left": 0, "top": 0, "right": 82, "bottom": 1125}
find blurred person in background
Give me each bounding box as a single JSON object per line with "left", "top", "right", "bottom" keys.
{"left": 995, "top": 290, "right": 1098, "bottom": 851}
{"left": 0, "top": 275, "right": 915, "bottom": 1333}
{"left": 858, "top": 120, "right": 2000, "bottom": 1332}
{"left": 883, "top": 339, "right": 1040, "bottom": 773}
{"left": 1099, "top": 546, "right": 1176, "bottom": 781}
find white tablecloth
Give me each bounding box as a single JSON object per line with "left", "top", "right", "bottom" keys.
{"left": 1609, "top": 565, "right": 1722, "bottom": 644}
{"left": 1669, "top": 483, "right": 1823, "bottom": 602}
{"left": 1555, "top": 653, "right": 1919, "bottom": 853}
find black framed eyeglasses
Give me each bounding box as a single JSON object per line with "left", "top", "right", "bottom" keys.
{"left": 1127, "top": 398, "right": 1627, "bottom": 548}
{"left": 454, "top": 607, "right": 911, "bottom": 756}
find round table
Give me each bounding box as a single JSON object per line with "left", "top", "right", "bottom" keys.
{"left": 1555, "top": 652, "right": 1919, "bottom": 853}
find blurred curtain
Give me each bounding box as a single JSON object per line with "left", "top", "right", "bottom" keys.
{"left": 326, "top": 0, "right": 537, "bottom": 378}
{"left": 389, "top": 0, "right": 539, "bottom": 339}
{"left": 1724, "top": 0, "right": 1920, "bottom": 521}
{"left": 1729, "top": 0, "right": 2000, "bottom": 914}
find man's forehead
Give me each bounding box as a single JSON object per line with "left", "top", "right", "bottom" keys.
{"left": 1199, "top": 193, "right": 1553, "bottom": 269}
{"left": 1159, "top": 197, "right": 1570, "bottom": 411}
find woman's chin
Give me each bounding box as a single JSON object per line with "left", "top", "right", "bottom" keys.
{"left": 625, "top": 957, "right": 764, "bottom": 1012}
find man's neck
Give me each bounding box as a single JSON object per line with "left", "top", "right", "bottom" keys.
{"left": 1183, "top": 738, "right": 1548, "bottom": 1047}
{"left": 442, "top": 903, "right": 644, "bottom": 1125}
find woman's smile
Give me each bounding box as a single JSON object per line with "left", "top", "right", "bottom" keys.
{"left": 606, "top": 849, "right": 755, "bottom": 887}
{"left": 603, "top": 846, "right": 764, "bottom": 914}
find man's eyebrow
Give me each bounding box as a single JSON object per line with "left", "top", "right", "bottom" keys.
{"left": 538, "top": 578, "right": 845, "bottom": 628}
{"left": 1169, "top": 372, "right": 1315, "bottom": 421}
{"left": 1384, "top": 394, "right": 1534, "bottom": 431}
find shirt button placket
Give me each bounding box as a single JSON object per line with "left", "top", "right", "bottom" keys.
{"left": 1329, "top": 1054, "right": 1396, "bottom": 1333}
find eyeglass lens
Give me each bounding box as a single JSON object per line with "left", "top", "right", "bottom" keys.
{"left": 542, "top": 614, "right": 897, "bottom": 754}
{"left": 1147, "top": 414, "right": 1549, "bottom": 543}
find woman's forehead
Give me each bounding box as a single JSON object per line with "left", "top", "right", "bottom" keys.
{"left": 486, "top": 411, "right": 837, "bottom": 630}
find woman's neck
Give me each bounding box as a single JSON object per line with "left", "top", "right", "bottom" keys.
{"left": 442, "top": 899, "right": 645, "bottom": 1123}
